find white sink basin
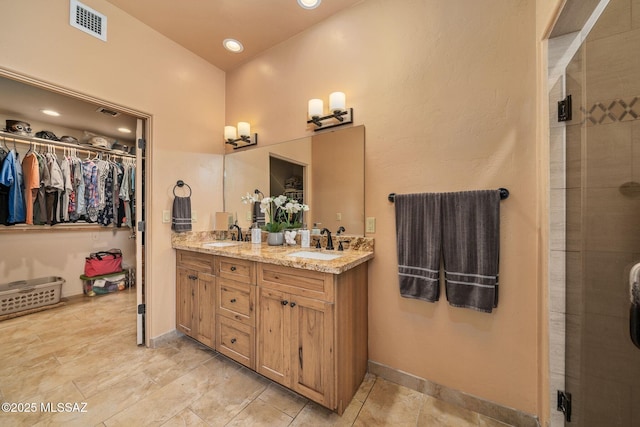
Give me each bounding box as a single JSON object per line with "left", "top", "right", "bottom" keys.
{"left": 202, "top": 242, "right": 241, "bottom": 248}
{"left": 287, "top": 251, "right": 342, "bottom": 261}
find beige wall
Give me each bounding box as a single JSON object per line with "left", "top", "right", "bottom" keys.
{"left": 227, "top": 0, "right": 541, "bottom": 415}
{"left": 0, "top": 0, "right": 573, "bottom": 421}
{"left": 0, "top": 0, "right": 226, "bottom": 340}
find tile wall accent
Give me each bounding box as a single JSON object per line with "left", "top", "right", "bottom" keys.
{"left": 582, "top": 96, "right": 640, "bottom": 125}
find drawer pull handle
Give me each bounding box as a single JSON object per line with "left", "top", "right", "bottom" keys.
{"left": 281, "top": 300, "right": 289, "bottom": 306}
{"left": 230, "top": 266, "right": 237, "bottom": 271}
{"left": 231, "top": 338, "right": 237, "bottom": 344}
{"left": 290, "top": 302, "right": 296, "bottom": 308}
{"left": 188, "top": 274, "right": 197, "bottom": 280}
{"left": 230, "top": 298, "right": 237, "bottom": 303}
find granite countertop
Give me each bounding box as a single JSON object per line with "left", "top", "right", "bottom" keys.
{"left": 172, "top": 231, "right": 374, "bottom": 274}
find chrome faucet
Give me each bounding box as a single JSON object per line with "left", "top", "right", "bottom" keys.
{"left": 321, "top": 228, "right": 334, "bottom": 250}
{"left": 230, "top": 223, "right": 242, "bottom": 241}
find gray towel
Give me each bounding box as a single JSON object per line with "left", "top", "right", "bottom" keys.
{"left": 172, "top": 196, "right": 192, "bottom": 232}
{"left": 442, "top": 190, "right": 500, "bottom": 313}
{"left": 395, "top": 193, "right": 442, "bottom": 302}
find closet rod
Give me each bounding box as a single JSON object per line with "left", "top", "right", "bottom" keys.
{"left": 388, "top": 188, "right": 510, "bottom": 203}
{"left": 0, "top": 130, "right": 135, "bottom": 159}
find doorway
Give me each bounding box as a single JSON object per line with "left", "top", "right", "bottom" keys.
{"left": 0, "top": 68, "right": 149, "bottom": 346}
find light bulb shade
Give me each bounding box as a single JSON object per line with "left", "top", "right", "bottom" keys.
{"left": 237, "top": 122, "right": 250, "bottom": 137}
{"left": 329, "top": 92, "right": 346, "bottom": 112}
{"left": 224, "top": 126, "right": 237, "bottom": 140}
{"left": 308, "top": 99, "right": 323, "bottom": 118}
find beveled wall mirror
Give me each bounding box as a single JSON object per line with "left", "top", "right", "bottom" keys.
{"left": 224, "top": 125, "right": 365, "bottom": 235}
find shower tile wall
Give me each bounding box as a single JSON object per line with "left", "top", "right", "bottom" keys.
{"left": 562, "top": 0, "right": 640, "bottom": 425}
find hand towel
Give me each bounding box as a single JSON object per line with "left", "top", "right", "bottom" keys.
{"left": 395, "top": 193, "right": 442, "bottom": 302}
{"left": 442, "top": 190, "right": 500, "bottom": 313}
{"left": 172, "top": 196, "right": 192, "bottom": 232}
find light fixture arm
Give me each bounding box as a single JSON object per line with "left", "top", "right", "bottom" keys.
{"left": 307, "top": 108, "right": 353, "bottom": 131}
{"left": 225, "top": 133, "right": 258, "bottom": 149}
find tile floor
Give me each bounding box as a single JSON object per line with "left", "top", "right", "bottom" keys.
{"left": 0, "top": 289, "right": 513, "bottom": 426}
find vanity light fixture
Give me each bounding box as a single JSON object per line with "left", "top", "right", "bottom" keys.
{"left": 306, "top": 91, "right": 353, "bottom": 131}
{"left": 224, "top": 121, "right": 258, "bottom": 149}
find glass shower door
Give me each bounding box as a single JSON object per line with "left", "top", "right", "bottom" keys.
{"left": 564, "top": 0, "right": 640, "bottom": 425}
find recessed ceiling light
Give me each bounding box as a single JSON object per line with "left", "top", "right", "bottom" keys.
{"left": 297, "top": 0, "right": 321, "bottom": 9}
{"left": 41, "top": 109, "right": 60, "bottom": 117}
{"left": 223, "top": 38, "right": 244, "bottom": 53}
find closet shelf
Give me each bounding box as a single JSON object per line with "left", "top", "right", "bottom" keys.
{"left": 0, "top": 223, "right": 133, "bottom": 234}
{"left": 0, "top": 130, "right": 135, "bottom": 159}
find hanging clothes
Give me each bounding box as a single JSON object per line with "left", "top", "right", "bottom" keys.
{"left": 83, "top": 159, "right": 99, "bottom": 222}
{"left": 33, "top": 150, "right": 48, "bottom": 225}
{"left": 0, "top": 150, "right": 26, "bottom": 224}
{"left": 21, "top": 151, "right": 40, "bottom": 225}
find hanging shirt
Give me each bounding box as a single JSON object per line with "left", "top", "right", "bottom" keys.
{"left": 0, "top": 150, "right": 26, "bottom": 224}
{"left": 83, "top": 160, "right": 99, "bottom": 222}
{"left": 21, "top": 152, "right": 40, "bottom": 225}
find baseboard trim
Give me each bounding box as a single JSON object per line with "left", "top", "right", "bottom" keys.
{"left": 368, "top": 360, "right": 540, "bottom": 427}
{"left": 149, "top": 329, "right": 182, "bottom": 348}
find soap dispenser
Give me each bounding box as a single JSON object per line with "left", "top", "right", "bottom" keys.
{"left": 251, "top": 223, "right": 262, "bottom": 244}
{"left": 300, "top": 225, "right": 310, "bottom": 248}
{"left": 311, "top": 222, "right": 321, "bottom": 235}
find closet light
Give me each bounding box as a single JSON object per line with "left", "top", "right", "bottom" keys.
{"left": 41, "top": 109, "right": 60, "bottom": 117}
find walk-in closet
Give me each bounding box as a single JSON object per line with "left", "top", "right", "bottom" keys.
{"left": 0, "top": 73, "right": 146, "bottom": 344}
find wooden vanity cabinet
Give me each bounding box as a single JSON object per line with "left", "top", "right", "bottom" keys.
{"left": 175, "top": 250, "right": 216, "bottom": 348}
{"left": 175, "top": 249, "right": 369, "bottom": 415}
{"left": 215, "top": 257, "right": 256, "bottom": 369}
{"left": 256, "top": 262, "right": 368, "bottom": 415}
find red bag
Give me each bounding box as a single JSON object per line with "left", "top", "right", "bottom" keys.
{"left": 84, "top": 249, "right": 123, "bottom": 277}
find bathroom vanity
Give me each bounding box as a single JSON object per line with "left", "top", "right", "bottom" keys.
{"left": 172, "top": 234, "right": 373, "bottom": 415}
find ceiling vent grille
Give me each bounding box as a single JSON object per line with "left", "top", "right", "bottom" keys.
{"left": 96, "top": 107, "right": 120, "bottom": 117}
{"left": 69, "top": 0, "right": 107, "bottom": 42}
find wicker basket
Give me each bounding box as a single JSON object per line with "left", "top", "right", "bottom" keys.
{"left": 0, "top": 277, "right": 64, "bottom": 315}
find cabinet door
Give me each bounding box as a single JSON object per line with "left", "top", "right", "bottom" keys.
{"left": 290, "top": 295, "right": 334, "bottom": 407}
{"left": 176, "top": 267, "right": 196, "bottom": 336}
{"left": 195, "top": 273, "right": 215, "bottom": 348}
{"left": 256, "top": 287, "right": 290, "bottom": 385}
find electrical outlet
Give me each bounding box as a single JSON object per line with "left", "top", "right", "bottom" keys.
{"left": 192, "top": 211, "right": 198, "bottom": 223}
{"left": 162, "top": 210, "right": 170, "bottom": 223}
{"left": 366, "top": 217, "right": 376, "bottom": 233}
{"left": 336, "top": 212, "right": 342, "bottom": 221}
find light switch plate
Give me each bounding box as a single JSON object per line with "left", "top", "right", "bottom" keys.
{"left": 162, "top": 210, "right": 170, "bottom": 223}
{"left": 192, "top": 210, "right": 198, "bottom": 223}
{"left": 366, "top": 217, "right": 376, "bottom": 233}
{"left": 336, "top": 212, "right": 342, "bottom": 221}
{"left": 246, "top": 210, "right": 252, "bottom": 221}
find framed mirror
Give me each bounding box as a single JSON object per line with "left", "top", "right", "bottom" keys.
{"left": 223, "top": 125, "right": 365, "bottom": 236}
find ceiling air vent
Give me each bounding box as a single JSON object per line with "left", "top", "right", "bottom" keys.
{"left": 69, "top": 0, "right": 107, "bottom": 42}
{"left": 96, "top": 107, "right": 120, "bottom": 117}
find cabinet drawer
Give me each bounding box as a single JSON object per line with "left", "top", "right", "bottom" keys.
{"left": 177, "top": 250, "right": 215, "bottom": 275}
{"left": 217, "top": 278, "right": 255, "bottom": 326}
{"left": 216, "top": 316, "right": 254, "bottom": 369}
{"left": 218, "top": 257, "right": 255, "bottom": 284}
{"left": 258, "top": 263, "right": 334, "bottom": 302}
